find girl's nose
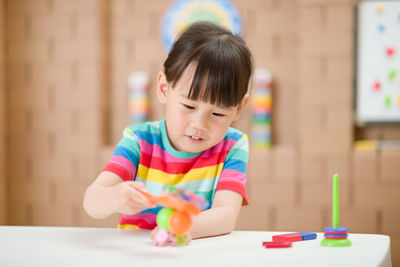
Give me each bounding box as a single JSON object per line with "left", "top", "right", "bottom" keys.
{"left": 191, "top": 113, "right": 207, "bottom": 131}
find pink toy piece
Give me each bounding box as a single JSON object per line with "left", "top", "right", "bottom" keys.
{"left": 153, "top": 228, "right": 170, "bottom": 246}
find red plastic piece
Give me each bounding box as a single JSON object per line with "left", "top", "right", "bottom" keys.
{"left": 272, "top": 233, "right": 302, "bottom": 242}
{"left": 263, "top": 241, "right": 292, "bottom": 248}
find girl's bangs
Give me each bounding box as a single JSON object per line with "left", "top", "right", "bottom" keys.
{"left": 187, "top": 53, "right": 240, "bottom": 108}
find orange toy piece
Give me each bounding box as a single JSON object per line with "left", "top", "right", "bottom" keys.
{"left": 169, "top": 211, "right": 192, "bottom": 234}
{"left": 141, "top": 190, "right": 201, "bottom": 215}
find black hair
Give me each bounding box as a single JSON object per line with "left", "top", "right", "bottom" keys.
{"left": 163, "top": 21, "right": 253, "bottom": 107}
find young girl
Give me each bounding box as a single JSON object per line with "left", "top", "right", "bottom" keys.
{"left": 83, "top": 21, "right": 253, "bottom": 243}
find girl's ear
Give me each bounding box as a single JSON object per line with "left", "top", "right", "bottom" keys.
{"left": 233, "top": 94, "right": 250, "bottom": 121}
{"left": 157, "top": 72, "right": 168, "bottom": 103}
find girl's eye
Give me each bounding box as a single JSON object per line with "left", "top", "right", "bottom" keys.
{"left": 212, "top": 112, "right": 225, "bottom": 117}
{"left": 183, "top": 104, "right": 195, "bottom": 110}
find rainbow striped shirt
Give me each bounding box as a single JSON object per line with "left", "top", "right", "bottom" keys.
{"left": 103, "top": 119, "right": 249, "bottom": 229}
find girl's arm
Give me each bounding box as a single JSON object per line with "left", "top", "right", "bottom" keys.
{"left": 190, "top": 190, "right": 243, "bottom": 239}
{"left": 83, "top": 171, "right": 154, "bottom": 219}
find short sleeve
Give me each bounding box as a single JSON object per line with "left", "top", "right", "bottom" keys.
{"left": 216, "top": 134, "right": 249, "bottom": 205}
{"left": 102, "top": 127, "right": 141, "bottom": 181}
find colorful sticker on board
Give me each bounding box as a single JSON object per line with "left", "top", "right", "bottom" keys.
{"left": 388, "top": 69, "right": 396, "bottom": 80}
{"left": 357, "top": 1, "right": 400, "bottom": 123}
{"left": 372, "top": 80, "right": 381, "bottom": 91}
{"left": 161, "top": 0, "right": 242, "bottom": 52}
{"left": 385, "top": 46, "right": 395, "bottom": 57}
{"left": 384, "top": 95, "right": 391, "bottom": 108}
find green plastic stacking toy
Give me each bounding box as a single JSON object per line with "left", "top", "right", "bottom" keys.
{"left": 321, "top": 174, "right": 352, "bottom": 247}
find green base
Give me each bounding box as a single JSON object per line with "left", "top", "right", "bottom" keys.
{"left": 321, "top": 238, "right": 352, "bottom": 247}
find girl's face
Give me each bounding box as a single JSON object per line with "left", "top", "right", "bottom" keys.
{"left": 157, "top": 64, "right": 248, "bottom": 153}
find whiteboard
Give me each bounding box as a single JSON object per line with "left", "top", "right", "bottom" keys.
{"left": 356, "top": 0, "right": 400, "bottom": 124}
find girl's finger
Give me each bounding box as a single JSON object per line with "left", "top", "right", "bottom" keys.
{"left": 128, "top": 181, "right": 147, "bottom": 191}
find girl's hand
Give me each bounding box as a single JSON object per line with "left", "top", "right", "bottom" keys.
{"left": 110, "top": 181, "right": 155, "bottom": 215}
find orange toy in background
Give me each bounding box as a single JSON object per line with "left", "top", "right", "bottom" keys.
{"left": 139, "top": 187, "right": 208, "bottom": 246}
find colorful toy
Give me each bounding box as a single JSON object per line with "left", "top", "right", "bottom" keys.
{"left": 272, "top": 232, "right": 316, "bottom": 243}
{"left": 140, "top": 187, "right": 208, "bottom": 246}
{"left": 272, "top": 233, "right": 302, "bottom": 242}
{"left": 321, "top": 174, "right": 352, "bottom": 247}
{"left": 263, "top": 232, "right": 316, "bottom": 249}
{"left": 128, "top": 72, "right": 149, "bottom": 125}
{"left": 252, "top": 69, "right": 272, "bottom": 148}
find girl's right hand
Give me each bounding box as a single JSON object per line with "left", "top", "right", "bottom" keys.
{"left": 110, "top": 181, "right": 156, "bottom": 215}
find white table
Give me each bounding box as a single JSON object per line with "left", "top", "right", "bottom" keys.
{"left": 0, "top": 226, "right": 391, "bottom": 267}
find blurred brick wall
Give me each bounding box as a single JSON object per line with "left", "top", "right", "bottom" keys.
{"left": 233, "top": 0, "right": 400, "bottom": 265}
{"left": 0, "top": 0, "right": 6, "bottom": 224}
{"left": 236, "top": 0, "right": 356, "bottom": 230}
{"left": 109, "top": 0, "right": 171, "bottom": 144}
{"left": 4, "top": 0, "right": 120, "bottom": 226}
{"left": 2, "top": 0, "right": 400, "bottom": 265}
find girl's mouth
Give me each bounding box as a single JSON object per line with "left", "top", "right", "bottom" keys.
{"left": 186, "top": 135, "right": 204, "bottom": 143}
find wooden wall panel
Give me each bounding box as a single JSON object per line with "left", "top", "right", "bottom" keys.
{"left": 0, "top": 0, "right": 6, "bottom": 225}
